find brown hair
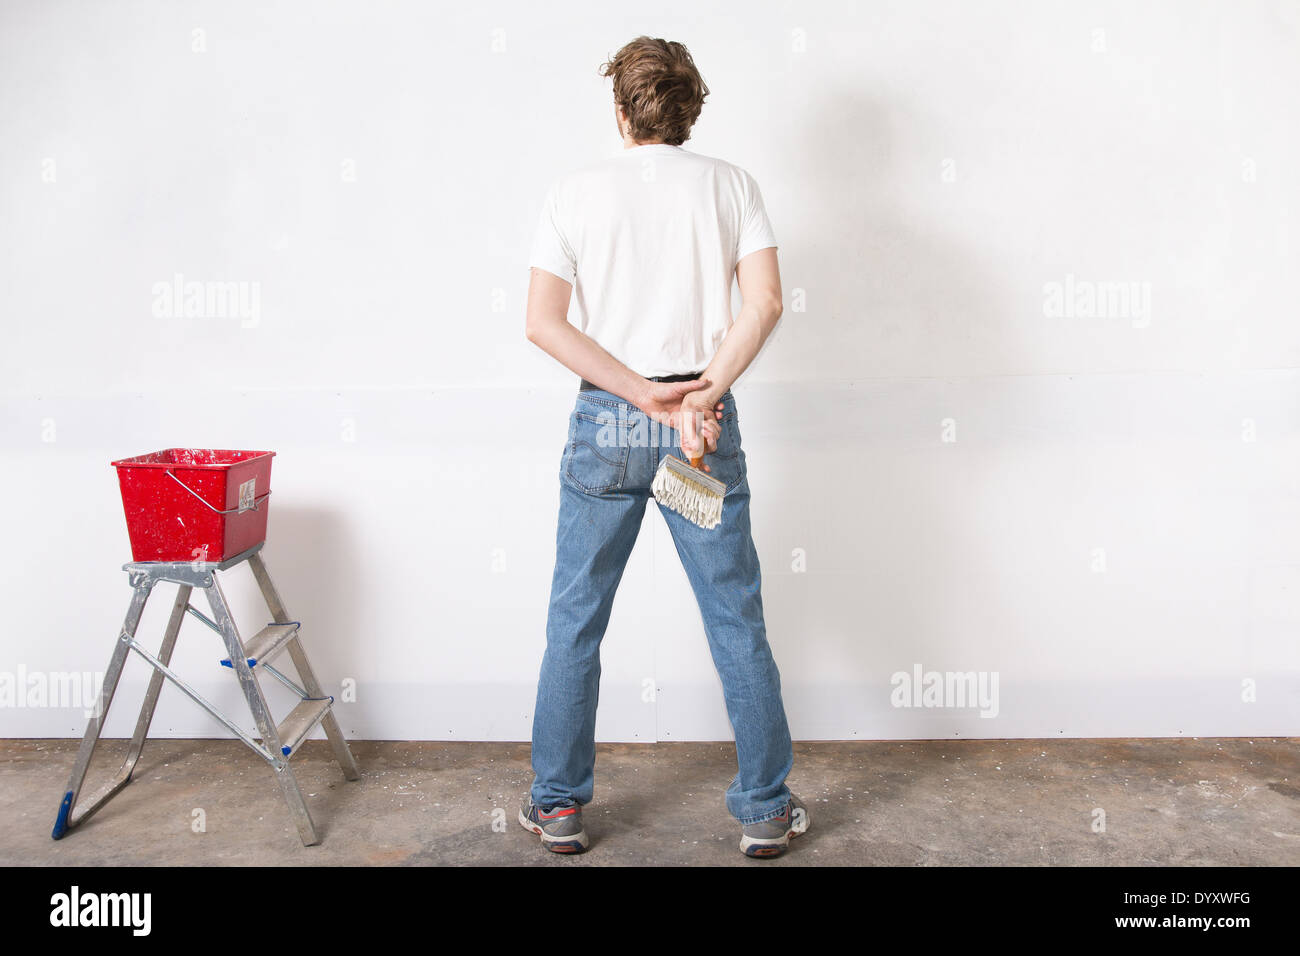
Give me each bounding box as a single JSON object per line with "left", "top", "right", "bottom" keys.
{"left": 599, "top": 37, "right": 709, "bottom": 146}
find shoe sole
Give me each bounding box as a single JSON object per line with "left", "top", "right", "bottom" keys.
{"left": 739, "top": 804, "right": 810, "bottom": 858}
{"left": 518, "top": 807, "right": 589, "bottom": 853}
{"left": 740, "top": 836, "right": 788, "bottom": 857}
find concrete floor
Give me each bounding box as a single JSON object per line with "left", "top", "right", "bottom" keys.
{"left": 3, "top": 737, "right": 1297, "bottom": 865}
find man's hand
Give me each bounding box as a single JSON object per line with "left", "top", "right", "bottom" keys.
{"left": 678, "top": 389, "right": 722, "bottom": 470}
{"left": 637, "top": 379, "right": 723, "bottom": 461}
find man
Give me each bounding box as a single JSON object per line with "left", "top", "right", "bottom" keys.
{"left": 520, "top": 35, "right": 807, "bottom": 858}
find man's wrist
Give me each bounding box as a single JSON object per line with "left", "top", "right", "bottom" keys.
{"left": 628, "top": 376, "right": 653, "bottom": 410}
{"left": 696, "top": 379, "right": 727, "bottom": 407}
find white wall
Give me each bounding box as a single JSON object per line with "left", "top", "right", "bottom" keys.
{"left": 2, "top": 0, "right": 1297, "bottom": 743}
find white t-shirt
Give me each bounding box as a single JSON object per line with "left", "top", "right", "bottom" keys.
{"left": 528, "top": 143, "right": 778, "bottom": 379}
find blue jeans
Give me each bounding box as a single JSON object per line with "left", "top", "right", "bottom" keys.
{"left": 528, "top": 385, "right": 794, "bottom": 825}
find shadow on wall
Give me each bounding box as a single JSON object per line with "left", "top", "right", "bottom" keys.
{"left": 756, "top": 90, "right": 1015, "bottom": 701}
{"left": 779, "top": 88, "right": 1015, "bottom": 377}
{"left": 254, "top": 505, "right": 360, "bottom": 700}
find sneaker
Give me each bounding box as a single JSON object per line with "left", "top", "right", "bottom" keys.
{"left": 739, "top": 794, "right": 810, "bottom": 858}
{"left": 518, "top": 795, "right": 589, "bottom": 853}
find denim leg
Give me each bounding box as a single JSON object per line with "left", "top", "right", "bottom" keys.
{"left": 654, "top": 396, "right": 794, "bottom": 825}
{"left": 530, "top": 398, "right": 648, "bottom": 809}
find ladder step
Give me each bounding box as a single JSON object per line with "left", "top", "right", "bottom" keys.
{"left": 274, "top": 696, "right": 333, "bottom": 758}
{"left": 220, "top": 622, "right": 299, "bottom": 669}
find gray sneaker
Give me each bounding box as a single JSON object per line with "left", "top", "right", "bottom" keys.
{"left": 518, "top": 795, "right": 589, "bottom": 853}
{"left": 739, "top": 794, "right": 810, "bottom": 858}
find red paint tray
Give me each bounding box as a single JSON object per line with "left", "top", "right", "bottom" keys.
{"left": 111, "top": 448, "right": 275, "bottom": 562}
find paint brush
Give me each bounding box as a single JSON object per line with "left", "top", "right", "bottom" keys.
{"left": 651, "top": 452, "right": 725, "bottom": 529}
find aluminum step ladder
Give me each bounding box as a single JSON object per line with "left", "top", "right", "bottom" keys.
{"left": 52, "top": 542, "right": 359, "bottom": 846}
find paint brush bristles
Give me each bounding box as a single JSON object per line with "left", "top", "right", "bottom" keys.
{"left": 651, "top": 454, "right": 726, "bottom": 529}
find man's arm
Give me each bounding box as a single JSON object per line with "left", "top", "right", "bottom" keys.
{"left": 524, "top": 267, "right": 723, "bottom": 438}
{"left": 524, "top": 267, "right": 656, "bottom": 407}
{"left": 694, "top": 247, "right": 784, "bottom": 409}
{"left": 677, "top": 247, "right": 784, "bottom": 456}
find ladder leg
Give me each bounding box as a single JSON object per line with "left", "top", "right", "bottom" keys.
{"left": 53, "top": 576, "right": 154, "bottom": 838}
{"left": 205, "top": 574, "right": 321, "bottom": 846}
{"left": 120, "top": 584, "right": 191, "bottom": 778}
{"left": 271, "top": 762, "right": 321, "bottom": 847}
{"left": 248, "top": 552, "right": 360, "bottom": 781}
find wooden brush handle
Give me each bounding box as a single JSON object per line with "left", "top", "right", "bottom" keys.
{"left": 690, "top": 457, "right": 703, "bottom": 469}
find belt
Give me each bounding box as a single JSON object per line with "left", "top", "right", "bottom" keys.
{"left": 579, "top": 372, "right": 702, "bottom": 391}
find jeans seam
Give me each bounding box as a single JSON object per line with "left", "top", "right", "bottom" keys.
{"left": 575, "top": 394, "right": 624, "bottom": 410}
{"left": 575, "top": 411, "right": 630, "bottom": 425}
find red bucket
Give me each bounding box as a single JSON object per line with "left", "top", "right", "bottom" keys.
{"left": 111, "top": 448, "right": 275, "bottom": 563}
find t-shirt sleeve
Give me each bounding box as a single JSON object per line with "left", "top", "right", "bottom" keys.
{"left": 528, "top": 181, "right": 577, "bottom": 284}
{"left": 735, "top": 171, "right": 778, "bottom": 262}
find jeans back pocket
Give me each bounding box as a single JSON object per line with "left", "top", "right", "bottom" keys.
{"left": 562, "top": 408, "right": 630, "bottom": 495}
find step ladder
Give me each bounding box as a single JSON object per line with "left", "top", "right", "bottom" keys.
{"left": 52, "top": 542, "right": 359, "bottom": 846}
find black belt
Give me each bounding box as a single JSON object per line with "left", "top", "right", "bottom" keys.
{"left": 580, "top": 372, "right": 702, "bottom": 391}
